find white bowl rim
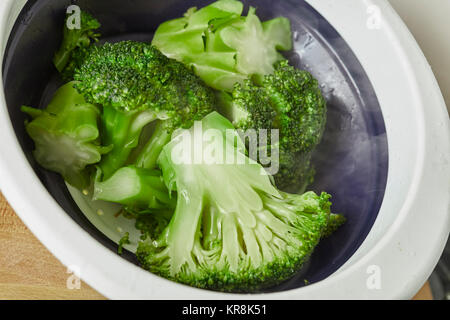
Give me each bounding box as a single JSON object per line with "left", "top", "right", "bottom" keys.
{"left": 0, "top": 0, "right": 448, "bottom": 299}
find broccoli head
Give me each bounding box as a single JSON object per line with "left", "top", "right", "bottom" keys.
{"left": 136, "top": 112, "right": 340, "bottom": 292}
{"left": 219, "top": 60, "right": 327, "bottom": 192}
{"left": 73, "top": 41, "right": 216, "bottom": 179}
{"left": 263, "top": 60, "right": 327, "bottom": 153}
{"left": 74, "top": 41, "right": 215, "bottom": 128}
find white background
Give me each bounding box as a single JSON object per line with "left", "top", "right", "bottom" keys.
{"left": 389, "top": 0, "right": 450, "bottom": 113}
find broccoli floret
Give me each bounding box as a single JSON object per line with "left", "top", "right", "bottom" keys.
{"left": 21, "top": 82, "right": 110, "bottom": 189}
{"left": 263, "top": 60, "right": 327, "bottom": 154}
{"left": 74, "top": 41, "right": 214, "bottom": 122}
{"left": 152, "top": 0, "right": 292, "bottom": 91}
{"left": 136, "top": 112, "right": 341, "bottom": 292}
{"left": 74, "top": 41, "right": 216, "bottom": 179}
{"left": 219, "top": 60, "right": 327, "bottom": 192}
{"left": 53, "top": 10, "right": 101, "bottom": 79}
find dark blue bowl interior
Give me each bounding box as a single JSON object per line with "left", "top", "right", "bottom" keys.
{"left": 2, "top": 0, "right": 388, "bottom": 292}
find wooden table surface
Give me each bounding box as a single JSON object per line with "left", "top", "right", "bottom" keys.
{"left": 0, "top": 192, "right": 433, "bottom": 300}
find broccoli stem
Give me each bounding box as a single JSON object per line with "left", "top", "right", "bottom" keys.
{"left": 93, "top": 166, "right": 176, "bottom": 209}
{"left": 21, "top": 106, "right": 43, "bottom": 119}
{"left": 99, "top": 106, "right": 158, "bottom": 180}
{"left": 135, "top": 121, "right": 172, "bottom": 170}
{"left": 53, "top": 49, "right": 72, "bottom": 73}
{"left": 163, "top": 192, "right": 203, "bottom": 275}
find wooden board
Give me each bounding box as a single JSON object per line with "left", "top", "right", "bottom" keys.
{"left": 0, "top": 192, "right": 432, "bottom": 300}
{"left": 0, "top": 192, "right": 104, "bottom": 300}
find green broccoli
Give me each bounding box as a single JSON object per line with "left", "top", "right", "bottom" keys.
{"left": 152, "top": 0, "right": 292, "bottom": 91}
{"left": 218, "top": 60, "right": 327, "bottom": 192}
{"left": 53, "top": 10, "right": 101, "bottom": 80}
{"left": 21, "top": 82, "right": 110, "bottom": 189}
{"left": 73, "top": 41, "right": 216, "bottom": 179}
{"left": 20, "top": 7, "right": 344, "bottom": 294}
{"left": 136, "top": 112, "right": 341, "bottom": 292}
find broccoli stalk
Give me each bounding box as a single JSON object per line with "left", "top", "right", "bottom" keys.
{"left": 21, "top": 82, "right": 110, "bottom": 189}
{"left": 136, "top": 112, "right": 341, "bottom": 292}
{"left": 53, "top": 10, "right": 101, "bottom": 78}
{"left": 135, "top": 121, "right": 172, "bottom": 170}
{"left": 93, "top": 166, "right": 176, "bottom": 211}
{"left": 98, "top": 106, "right": 161, "bottom": 180}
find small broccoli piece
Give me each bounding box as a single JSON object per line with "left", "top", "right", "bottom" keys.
{"left": 22, "top": 82, "right": 110, "bottom": 189}
{"left": 152, "top": 0, "right": 292, "bottom": 91}
{"left": 118, "top": 232, "right": 131, "bottom": 255}
{"left": 124, "top": 209, "right": 173, "bottom": 242}
{"left": 53, "top": 10, "right": 101, "bottom": 79}
{"left": 93, "top": 166, "right": 176, "bottom": 210}
{"left": 74, "top": 41, "right": 215, "bottom": 179}
{"left": 219, "top": 60, "right": 327, "bottom": 192}
{"left": 136, "top": 112, "right": 341, "bottom": 292}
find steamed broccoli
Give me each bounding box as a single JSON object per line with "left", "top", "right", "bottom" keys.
{"left": 73, "top": 41, "right": 216, "bottom": 179}
{"left": 21, "top": 6, "right": 345, "bottom": 293}
{"left": 152, "top": 0, "right": 292, "bottom": 91}
{"left": 136, "top": 112, "right": 339, "bottom": 292}
{"left": 218, "top": 60, "right": 327, "bottom": 192}
{"left": 53, "top": 10, "right": 101, "bottom": 80}
{"left": 21, "top": 82, "right": 110, "bottom": 189}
